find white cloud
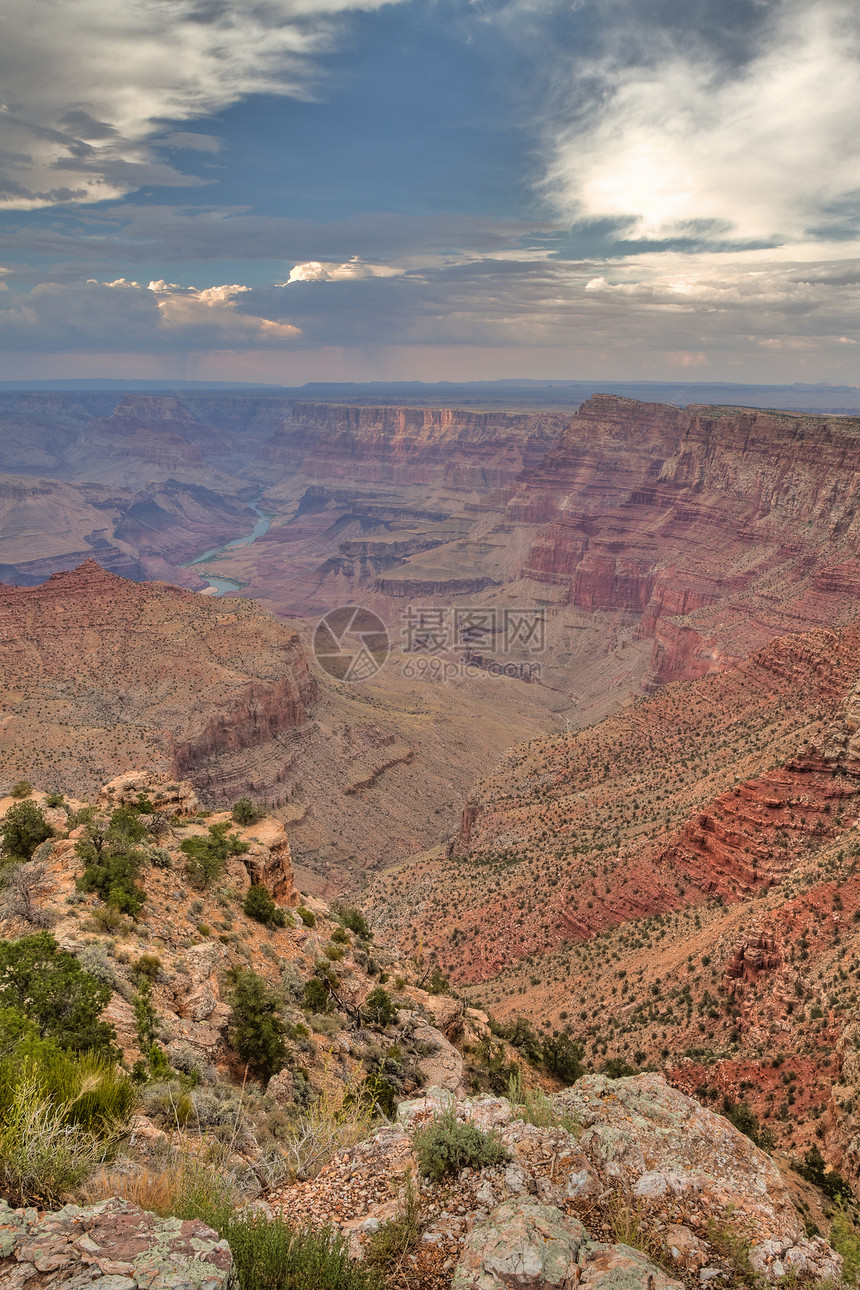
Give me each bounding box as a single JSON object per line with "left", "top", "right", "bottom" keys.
{"left": 0, "top": 277, "right": 300, "bottom": 348}
{"left": 0, "top": 0, "right": 402, "bottom": 208}
{"left": 545, "top": 0, "right": 860, "bottom": 246}
{"left": 284, "top": 257, "right": 405, "bottom": 282}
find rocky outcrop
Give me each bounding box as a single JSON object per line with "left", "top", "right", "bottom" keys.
{"left": 0, "top": 1198, "right": 232, "bottom": 1288}
{"left": 554, "top": 1074, "right": 841, "bottom": 1281}
{"left": 268, "top": 1079, "right": 840, "bottom": 1283}
{"left": 0, "top": 562, "right": 318, "bottom": 802}
{"left": 453, "top": 1198, "right": 682, "bottom": 1290}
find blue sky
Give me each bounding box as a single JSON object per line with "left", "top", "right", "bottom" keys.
{"left": 1, "top": 0, "right": 858, "bottom": 383}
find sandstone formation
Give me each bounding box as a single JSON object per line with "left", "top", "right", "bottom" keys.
{"left": 0, "top": 1198, "right": 232, "bottom": 1288}
{"left": 366, "top": 619, "right": 860, "bottom": 1168}
{"left": 0, "top": 562, "right": 318, "bottom": 802}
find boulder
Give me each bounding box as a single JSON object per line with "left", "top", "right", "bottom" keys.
{"left": 452, "top": 1197, "right": 682, "bottom": 1290}
{"left": 0, "top": 1197, "right": 231, "bottom": 1288}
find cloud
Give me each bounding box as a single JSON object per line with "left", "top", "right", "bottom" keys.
{"left": 285, "top": 257, "right": 404, "bottom": 282}
{"left": 0, "top": 205, "right": 562, "bottom": 275}
{"left": 541, "top": 0, "right": 860, "bottom": 247}
{"left": 0, "top": 0, "right": 403, "bottom": 208}
{"left": 0, "top": 250, "right": 858, "bottom": 380}
{"left": 0, "top": 277, "right": 300, "bottom": 349}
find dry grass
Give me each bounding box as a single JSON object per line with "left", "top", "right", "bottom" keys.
{"left": 280, "top": 1065, "right": 377, "bottom": 1181}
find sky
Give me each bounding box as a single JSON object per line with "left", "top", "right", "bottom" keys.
{"left": 0, "top": 0, "right": 859, "bottom": 384}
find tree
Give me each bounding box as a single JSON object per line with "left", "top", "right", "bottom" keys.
{"left": 243, "top": 884, "right": 287, "bottom": 929}
{"left": 0, "top": 932, "right": 116, "bottom": 1055}
{"left": 0, "top": 803, "right": 53, "bottom": 861}
{"left": 228, "top": 970, "right": 287, "bottom": 1082}
{"left": 232, "top": 798, "right": 264, "bottom": 826}
{"left": 363, "top": 986, "right": 398, "bottom": 1028}
{"left": 542, "top": 1032, "right": 585, "bottom": 1085}
{"left": 75, "top": 808, "right": 148, "bottom": 917}
{"left": 181, "top": 823, "right": 248, "bottom": 890}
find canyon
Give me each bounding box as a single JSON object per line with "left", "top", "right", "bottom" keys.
{"left": 7, "top": 385, "right": 860, "bottom": 1213}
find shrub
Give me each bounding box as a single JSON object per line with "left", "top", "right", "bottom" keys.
{"left": 413, "top": 1107, "right": 509, "bottom": 1183}
{"left": 0, "top": 1048, "right": 134, "bottom": 1137}
{"left": 302, "top": 977, "right": 331, "bottom": 1014}
{"left": 102, "top": 1151, "right": 382, "bottom": 1290}
{"left": 297, "top": 906, "right": 316, "bottom": 927}
{"left": 543, "top": 1032, "right": 585, "bottom": 1085}
{"left": 0, "top": 932, "right": 116, "bottom": 1054}
{"left": 9, "top": 781, "right": 32, "bottom": 799}
{"left": 132, "top": 953, "right": 162, "bottom": 982}
{"left": 45, "top": 793, "right": 65, "bottom": 809}
{"left": 792, "top": 1144, "right": 853, "bottom": 1200}
{"left": 75, "top": 809, "right": 148, "bottom": 917}
{"left": 365, "top": 1175, "right": 422, "bottom": 1272}
{"left": 244, "top": 884, "right": 287, "bottom": 929}
{"left": 0, "top": 1074, "right": 109, "bottom": 1205}
{"left": 181, "top": 823, "right": 248, "bottom": 890}
{"left": 232, "top": 798, "right": 264, "bottom": 826}
{"left": 229, "top": 970, "right": 287, "bottom": 1082}
{"left": 332, "top": 904, "right": 372, "bottom": 941}
{"left": 0, "top": 802, "right": 53, "bottom": 861}
{"left": 280, "top": 1079, "right": 376, "bottom": 1181}
{"left": 426, "top": 966, "right": 449, "bottom": 995}
{"left": 363, "top": 986, "right": 398, "bottom": 1029}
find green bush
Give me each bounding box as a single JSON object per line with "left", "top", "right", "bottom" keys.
{"left": 75, "top": 808, "right": 148, "bottom": 917}
{"left": 244, "top": 884, "right": 287, "bottom": 929}
{"left": 0, "top": 1047, "right": 134, "bottom": 1137}
{"left": 413, "top": 1107, "right": 509, "bottom": 1183}
{"left": 297, "top": 906, "right": 316, "bottom": 927}
{"left": 792, "top": 1144, "right": 853, "bottom": 1200}
{"left": 45, "top": 793, "right": 66, "bottom": 809}
{"left": 232, "top": 798, "right": 264, "bottom": 826}
{"left": 0, "top": 933, "right": 116, "bottom": 1055}
{"left": 9, "top": 781, "right": 32, "bottom": 799}
{"left": 302, "top": 977, "right": 331, "bottom": 1014}
{"left": 181, "top": 823, "right": 248, "bottom": 890}
{"left": 229, "top": 970, "right": 287, "bottom": 1082}
{"left": 363, "top": 987, "right": 398, "bottom": 1028}
{"left": 0, "top": 802, "right": 53, "bottom": 861}
{"left": 175, "top": 1187, "right": 381, "bottom": 1290}
{"left": 426, "top": 966, "right": 449, "bottom": 995}
{"left": 0, "top": 1074, "right": 108, "bottom": 1205}
{"left": 543, "top": 1033, "right": 585, "bottom": 1085}
{"left": 332, "top": 904, "right": 372, "bottom": 941}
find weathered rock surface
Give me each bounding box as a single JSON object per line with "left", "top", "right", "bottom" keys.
{"left": 0, "top": 1197, "right": 232, "bottom": 1289}
{"left": 269, "top": 1081, "right": 838, "bottom": 1283}
{"left": 554, "top": 1074, "right": 842, "bottom": 1281}
{"left": 452, "top": 1197, "right": 682, "bottom": 1290}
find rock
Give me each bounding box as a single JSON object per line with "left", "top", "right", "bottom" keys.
{"left": 0, "top": 1197, "right": 232, "bottom": 1288}
{"left": 267, "top": 1067, "right": 295, "bottom": 1106}
{"left": 398, "top": 1011, "right": 466, "bottom": 1094}
{"left": 452, "top": 1197, "right": 682, "bottom": 1290}
{"left": 99, "top": 771, "right": 200, "bottom": 817}
{"left": 401, "top": 985, "right": 463, "bottom": 1033}
{"left": 554, "top": 1074, "right": 842, "bottom": 1282}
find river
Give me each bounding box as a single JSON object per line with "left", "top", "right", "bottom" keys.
{"left": 185, "top": 500, "right": 271, "bottom": 595}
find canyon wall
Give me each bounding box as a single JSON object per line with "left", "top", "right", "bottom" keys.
{"left": 0, "top": 561, "right": 318, "bottom": 798}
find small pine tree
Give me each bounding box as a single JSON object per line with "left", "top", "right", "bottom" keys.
{"left": 228, "top": 970, "right": 287, "bottom": 1082}
{"left": 0, "top": 802, "right": 53, "bottom": 861}
{"left": 243, "top": 884, "right": 287, "bottom": 928}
